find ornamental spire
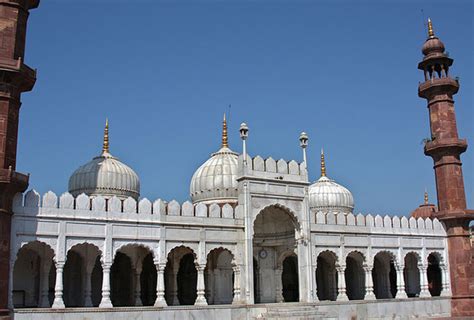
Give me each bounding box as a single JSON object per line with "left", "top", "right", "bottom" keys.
{"left": 222, "top": 113, "right": 228, "bottom": 148}
{"left": 320, "top": 148, "right": 326, "bottom": 177}
{"left": 102, "top": 118, "right": 110, "bottom": 154}
{"left": 424, "top": 189, "right": 429, "bottom": 205}
{"left": 427, "top": 18, "right": 434, "bottom": 38}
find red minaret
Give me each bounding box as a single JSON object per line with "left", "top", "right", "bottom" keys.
{"left": 418, "top": 19, "right": 474, "bottom": 317}
{"left": 0, "top": 1, "right": 39, "bottom": 318}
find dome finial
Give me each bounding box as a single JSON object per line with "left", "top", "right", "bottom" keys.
{"left": 427, "top": 18, "right": 434, "bottom": 38}
{"left": 102, "top": 118, "right": 110, "bottom": 154}
{"left": 320, "top": 148, "right": 326, "bottom": 177}
{"left": 222, "top": 113, "right": 229, "bottom": 148}
{"left": 424, "top": 189, "right": 429, "bottom": 205}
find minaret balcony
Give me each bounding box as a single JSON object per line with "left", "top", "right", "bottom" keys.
{"left": 418, "top": 77, "right": 459, "bottom": 99}
{"left": 424, "top": 137, "right": 467, "bottom": 159}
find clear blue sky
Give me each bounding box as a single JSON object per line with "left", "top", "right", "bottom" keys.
{"left": 18, "top": 0, "right": 473, "bottom": 215}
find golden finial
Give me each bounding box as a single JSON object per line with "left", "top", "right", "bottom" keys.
{"left": 222, "top": 113, "right": 229, "bottom": 148}
{"left": 427, "top": 18, "right": 434, "bottom": 38}
{"left": 320, "top": 148, "right": 326, "bottom": 177}
{"left": 102, "top": 118, "right": 109, "bottom": 154}
{"left": 424, "top": 189, "right": 429, "bottom": 205}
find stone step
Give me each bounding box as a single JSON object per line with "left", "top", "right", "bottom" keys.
{"left": 256, "top": 304, "right": 330, "bottom": 320}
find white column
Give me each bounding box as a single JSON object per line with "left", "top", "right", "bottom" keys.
{"left": 419, "top": 264, "right": 430, "bottom": 297}
{"left": 171, "top": 269, "right": 179, "bottom": 305}
{"left": 83, "top": 265, "right": 93, "bottom": 307}
{"left": 52, "top": 262, "right": 65, "bottom": 308}
{"left": 440, "top": 265, "right": 452, "bottom": 297}
{"left": 364, "top": 265, "right": 376, "bottom": 300}
{"left": 134, "top": 267, "right": 142, "bottom": 306}
{"left": 99, "top": 263, "right": 113, "bottom": 308}
{"left": 232, "top": 265, "right": 242, "bottom": 304}
{"left": 312, "top": 265, "right": 319, "bottom": 302}
{"left": 195, "top": 264, "right": 207, "bottom": 305}
{"left": 275, "top": 268, "right": 283, "bottom": 302}
{"left": 38, "top": 260, "right": 52, "bottom": 308}
{"left": 395, "top": 264, "right": 407, "bottom": 299}
{"left": 154, "top": 263, "right": 167, "bottom": 307}
{"left": 336, "top": 266, "right": 349, "bottom": 301}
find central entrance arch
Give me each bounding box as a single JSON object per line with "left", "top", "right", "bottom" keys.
{"left": 253, "top": 205, "right": 299, "bottom": 303}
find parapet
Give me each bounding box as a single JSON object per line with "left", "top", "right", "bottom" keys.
{"left": 238, "top": 154, "right": 308, "bottom": 183}
{"left": 313, "top": 211, "right": 446, "bottom": 236}
{"left": 13, "top": 190, "right": 244, "bottom": 224}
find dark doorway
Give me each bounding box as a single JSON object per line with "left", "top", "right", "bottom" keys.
{"left": 111, "top": 252, "right": 132, "bottom": 306}
{"left": 253, "top": 258, "right": 260, "bottom": 304}
{"left": 427, "top": 254, "right": 442, "bottom": 296}
{"left": 282, "top": 256, "right": 299, "bottom": 302}
{"left": 177, "top": 253, "right": 197, "bottom": 305}
{"left": 140, "top": 253, "right": 157, "bottom": 306}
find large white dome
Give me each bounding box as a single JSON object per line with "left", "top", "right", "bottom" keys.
{"left": 68, "top": 121, "right": 140, "bottom": 200}
{"left": 190, "top": 115, "right": 239, "bottom": 204}
{"left": 308, "top": 150, "right": 354, "bottom": 213}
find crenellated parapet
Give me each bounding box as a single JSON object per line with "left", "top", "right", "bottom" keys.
{"left": 313, "top": 211, "right": 446, "bottom": 236}
{"left": 13, "top": 190, "right": 244, "bottom": 223}
{"left": 238, "top": 154, "right": 308, "bottom": 183}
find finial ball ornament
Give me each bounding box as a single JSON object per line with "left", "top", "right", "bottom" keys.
{"left": 240, "top": 122, "right": 249, "bottom": 140}
{"left": 299, "top": 132, "right": 308, "bottom": 148}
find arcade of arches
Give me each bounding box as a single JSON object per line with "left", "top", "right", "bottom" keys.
{"left": 12, "top": 238, "right": 446, "bottom": 308}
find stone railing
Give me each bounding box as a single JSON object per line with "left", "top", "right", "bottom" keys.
{"left": 12, "top": 190, "right": 244, "bottom": 222}
{"left": 313, "top": 211, "right": 445, "bottom": 234}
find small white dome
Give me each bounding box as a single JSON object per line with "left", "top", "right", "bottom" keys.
{"left": 190, "top": 114, "right": 239, "bottom": 204}
{"left": 308, "top": 149, "right": 354, "bottom": 213}
{"left": 68, "top": 120, "right": 140, "bottom": 200}
{"left": 308, "top": 176, "right": 354, "bottom": 213}
{"left": 190, "top": 146, "right": 239, "bottom": 204}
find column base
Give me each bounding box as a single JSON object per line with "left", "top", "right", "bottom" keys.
{"left": 364, "top": 293, "right": 376, "bottom": 300}
{"left": 395, "top": 291, "right": 408, "bottom": 299}
{"left": 195, "top": 296, "right": 208, "bottom": 306}
{"left": 336, "top": 294, "right": 349, "bottom": 301}
{"left": 419, "top": 291, "right": 431, "bottom": 298}
{"left": 52, "top": 298, "right": 65, "bottom": 308}
{"left": 99, "top": 298, "right": 113, "bottom": 308}
{"left": 154, "top": 297, "right": 167, "bottom": 307}
{"left": 440, "top": 290, "right": 451, "bottom": 297}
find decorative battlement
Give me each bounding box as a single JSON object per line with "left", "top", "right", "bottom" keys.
{"left": 13, "top": 190, "right": 244, "bottom": 221}
{"left": 313, "top": 211, "right": 446, "bottom": 235}
{"left": 238, "top": 154, "right": 308, "bottom": 183}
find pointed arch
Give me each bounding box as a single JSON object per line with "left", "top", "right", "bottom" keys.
{"left": 404, "top": 251, "right": 421, "bottom": 298}
{"left": 372, "top": 251, "right": 397, "bottom": 299}
{"left": 345, "top": 251, "right": 366, "bottom": 300}
{"left": 13, "top": 241, "right": 56, "bottom": 308}
{"left": 205, "top": 247, "right": 235, "bottom": 305}
{"left": 316, "top": 250, "right": 338, "bottom": 301}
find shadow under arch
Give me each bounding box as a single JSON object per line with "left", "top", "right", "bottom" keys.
{"left": 13, "top": 241, "right": 56, "bottom": 308}
{"left": 165, "top": 245, "right": 198, "bottom": 306}
{"left": 111, "top": 243, "right": 156, "bottom": 307}
{"left": 404, "top": 251, "right": 421, "bottom": 298}
{"left": 345, "top": 250, "right": 366, "bottom": 300}
{"left": 316, "top": 250, "right": 338, "bottom": 301}
{"left": 252, "top": 204, "right": 300, "bottom": 303}
{"left": 205, "top": 247, "right": 236, "bottom": 305}
{"left": 63, "top": 242, "right": 103, "bottom": 307}
{"left": 372, "top": 250, "right": 397, "bottom": 299}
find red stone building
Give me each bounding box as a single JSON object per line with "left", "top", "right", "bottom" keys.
{"left": 417, "top": 19, "right": 474, "bottom": 317}
{"left": 0, "top": 1, "right": 39, "bottom": 320}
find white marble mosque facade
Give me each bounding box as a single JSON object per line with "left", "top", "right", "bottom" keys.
{"left": 9, "top": 122, "right": 452, "bottom": 319}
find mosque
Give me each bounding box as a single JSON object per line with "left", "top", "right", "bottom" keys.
{"left": 0, "top": 2, "right": 472, "bottom": 320}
